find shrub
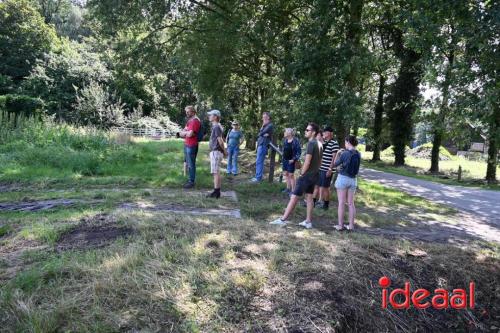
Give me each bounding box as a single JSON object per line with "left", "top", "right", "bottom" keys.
{"left": 73, "top": 81, "right": 125, "bottom": 128}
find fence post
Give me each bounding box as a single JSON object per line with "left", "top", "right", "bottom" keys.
{"left": 268, "top": 138, "right": 278, "bottom": 183}
{"left": 458, "top": 165, "right": 462, "bottom": 182}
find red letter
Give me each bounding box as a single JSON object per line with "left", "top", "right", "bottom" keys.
{"left": 379, "top": 276, "right": 391, "bottom": 309}
{"left": 450, "top": 289, "right": 467, "bottom": 309}
{"left": 412, "top": 289, "right": 431, "bottom": 309}
{"left": 432, "top": 289, "right": 449, "bottom": 309}
{"left": 469, "top": 282, "right": 475, "bottom": 308}
{"left": 382, "top": 289, "right": 388, "bottom": 308}
{"left": 389, "top": 282, "right": 410, "bottom": 309}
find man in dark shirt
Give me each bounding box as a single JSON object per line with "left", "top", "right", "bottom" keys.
{"left": 178, "top": 106, "right": 201, "bottom": 189}
{"left": 269, "top": 123, "right": 323, "bottom": 229}
{"left": 207, "top": 109, "right": 226, "bottom": 199}
{"left": 251, "top": 112, "right": 274, "bottom": 182}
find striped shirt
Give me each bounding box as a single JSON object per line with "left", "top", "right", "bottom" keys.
{"left": 320, "top": 140, "right": 340, "bottom": 172}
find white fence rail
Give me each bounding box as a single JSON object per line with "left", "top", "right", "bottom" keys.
{"left": 112, "top": 127, "right": 177, "bottom": 139}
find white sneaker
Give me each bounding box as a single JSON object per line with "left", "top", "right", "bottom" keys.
{"left": 298, "top": 220, "right": 312, "bottom": 229}
{"left": 269, "top": 218, "right": 288, "bottom": 226}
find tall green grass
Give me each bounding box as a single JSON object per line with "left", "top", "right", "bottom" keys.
{"left": 0, "top": 117, "right": 210, "bottom": 187}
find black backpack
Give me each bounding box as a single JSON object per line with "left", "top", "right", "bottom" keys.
{"left": 342, "top": 150, "right": 361, "bottom": 177}
{"left": 195, "top": 117, "right": 205, "bottom": 142}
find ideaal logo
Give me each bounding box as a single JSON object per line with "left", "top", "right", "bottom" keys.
{"left": 379, "top": 276, "right": 475, "bottom": 309}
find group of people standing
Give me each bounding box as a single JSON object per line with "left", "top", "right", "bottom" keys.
{"left": 178, "top": 106, "right": 361, "bottom": 231}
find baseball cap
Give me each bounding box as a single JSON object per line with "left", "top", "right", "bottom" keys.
{"left": 231, "top": 120, "right": 239, "bottom": 125}
{"left": 207, "top": 109, "right": 221, "bottom": 118}
{"left": 323, "top": 126, "right": 334, "bottom": 132}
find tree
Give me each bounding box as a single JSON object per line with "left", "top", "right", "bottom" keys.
{"left": 0, "top": 0, "right": 59, "bottom": 82}
{"left": 22, "top": 41, "right": 111, "bottom": 120}
{"left": 461, "top": 0, "right": 499, "bottom": 183}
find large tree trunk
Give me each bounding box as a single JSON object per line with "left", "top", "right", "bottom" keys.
{"left": 430, "top": 48, "right": 454, "bottom": 173}
{"left": 486, "top": 103, "right": 499, "bottom": 184}
{"left": 387, "top": 29, "right": 422, "bottom": 166}
{"left": 372, "top": 74, "right": 385, "bottom": 161}
{"left": 337, "top": 0, "right": 364, "bottom": 147}
{"left": 430, "top": 130, "right": 442, "bottom": 173}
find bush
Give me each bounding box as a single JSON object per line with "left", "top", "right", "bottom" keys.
{"left": 0, "top": 94, "right": 44, "bottom": 125}
{"left": 73, "top": 81, "right": 125, "bottom": 128}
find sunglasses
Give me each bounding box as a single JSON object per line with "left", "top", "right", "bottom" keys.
{"left": 305, "top": 128, "right": 312, "bottom": 132}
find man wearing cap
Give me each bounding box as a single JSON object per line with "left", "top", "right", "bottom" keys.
{"left": 314, "top": 126, "right": 340, "bottom": 209}
{"left": 178, "top": 105, "right": 201, "bottom": 189}
{"left": 226, "top": 120, "right": 244, "bottom": 176}
{"left": 207, "top": 110, "right": 226, "bottom": 198}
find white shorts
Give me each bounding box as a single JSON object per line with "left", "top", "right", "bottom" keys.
{"left": 210, "top": 151, "right": 223, "bottom": 174}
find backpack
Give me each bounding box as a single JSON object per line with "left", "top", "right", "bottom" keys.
{"left": 342, "top": 150, "right": 361, "bottom": 177}
{"left": 195, "top": 117, "right": 204, "bottom": 142}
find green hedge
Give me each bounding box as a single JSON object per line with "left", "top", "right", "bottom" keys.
{"left": 0, "top": 94, "right": 44, "bottom": 121}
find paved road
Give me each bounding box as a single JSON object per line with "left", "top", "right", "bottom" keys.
{"left": 360, "top": 168, "right": 500, "bottom": 225}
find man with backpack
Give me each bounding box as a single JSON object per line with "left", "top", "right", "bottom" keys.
{"left": 178, "top": 105, "right": 202, "bottom": 189}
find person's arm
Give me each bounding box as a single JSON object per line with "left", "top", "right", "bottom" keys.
{"left": 238, "top": 132, "right": 244, "bottom": 147}
{"left": 327, "top": 143, "right": 340, "bottom": 176}
{"left": 262, "top": 123, "right": 272, "bottom": 137}
{"left": 180, "top": 119, "right": 198, "bottom": 138}
{"left": 226, "top": 129, "right": 231, "bottom": 144}
{"left": 217, "top": 136, "right": 227, "bottom": 155}
{"left": 294, "top": 139, "right": 302, "bottom": 162}
{"left": 300, "top": 153, "right": 312, "bottom": 176}
{"left": 333, "top": 150, "right": 345, "bottom": 168}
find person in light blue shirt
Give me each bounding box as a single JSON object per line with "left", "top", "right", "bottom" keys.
{"left": 225, "top": 121, "right": 244, "bottom": 175}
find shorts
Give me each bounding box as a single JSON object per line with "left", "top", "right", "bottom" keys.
{"left": 334, "top": 174, "right": 357, "bottom": 191}
{"left": 282, "top": 159, "right": 295, "bottom": 173}
{"left": 317, "top": 170, "right": 333, "bottom": 187}
{"left": 292, "top": 173, "right": 319, "bottom": 196}
{"left": 210, "top": 151, "right": 223, "bottom": 174}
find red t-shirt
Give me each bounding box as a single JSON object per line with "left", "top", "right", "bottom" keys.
{"left": 184, "top": 117, "right": 201, "bottom": 147}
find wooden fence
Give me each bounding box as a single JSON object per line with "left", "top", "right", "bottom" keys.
{"left": 112, "top": 127, "right": 177, "bottom": 139}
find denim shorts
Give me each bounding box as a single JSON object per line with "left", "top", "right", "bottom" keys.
{"left": 334, "top": 174, "right": 357, "bottom": 191}
{"left": 282, "top": 159, "right": 296, "bottom": 173}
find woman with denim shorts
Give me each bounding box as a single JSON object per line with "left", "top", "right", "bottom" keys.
{"left": 282, "top": 128, "right": 302, "bottom": 194}
{"left": 333, "top": 135, "right": 361, "bottom": 231}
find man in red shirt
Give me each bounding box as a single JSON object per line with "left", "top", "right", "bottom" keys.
{"left": 179, "top": 105, "right": 201, "bottom": 189}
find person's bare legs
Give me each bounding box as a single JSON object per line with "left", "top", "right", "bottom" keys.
{"left": 305, "top": 193, "right": 314, "bottom": 222}
{"left": 347, "top": 189, "right": 356, "bottom": 229}
{"left": 290, "top": 174, "right": 296, "bottom": 192}
{"left": 337, "top": 188, "right": 347, "bottom": 227}
{"left": 214, "top": 172, "right": 221, "bottom": 189}
{"left": 322, "top": 187, "right": 330, "bottom": 202}
{"left": 284, "top": 171, "right": 291, "bottom": 190}
{"left": 282, "top": 195, "right": 300, "bottom": 220}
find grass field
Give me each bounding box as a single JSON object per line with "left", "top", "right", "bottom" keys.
{"left": 361, "top": 148, "right": 500, "bottom": 190}
{"left": 1, "top": 122, "right": 499, "bottom": 332}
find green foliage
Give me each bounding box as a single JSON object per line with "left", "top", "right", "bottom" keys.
{"left": 34, "top": 0, "right": 90, "bottom": 41}
{"left": 72, "top": 80, "right": 125, "bottom": 128}
{"left": 0, "top": 94, "right": 44, "bottom": 126}
{"left": 0, "top": 0, "right": 59, "bottom": 81}
{"left": 0, "top": 74, "right": 14, "bottom": 94}
{"left": 22, "top": 41, "right": 111, "bottom": 120}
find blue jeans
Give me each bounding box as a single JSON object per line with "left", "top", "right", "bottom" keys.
{"left": 184, "top": 144, "right": 198, "bottom": 184}
{"left": 255, "top": 145, "right": 268, "bottom": 181}
{"left": 227, "top": 146, "right": 240, "bottom": 175}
